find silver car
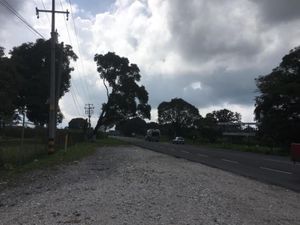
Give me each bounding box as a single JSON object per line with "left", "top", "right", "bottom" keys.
{"left": 172, "top": 137, "right": 185, "bottom": 144}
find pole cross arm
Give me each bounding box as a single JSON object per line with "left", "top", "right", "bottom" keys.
{"left": 36, "top": 7, "right": 69, "bottom": 20}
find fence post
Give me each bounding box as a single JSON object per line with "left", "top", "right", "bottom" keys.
{"left": 64, "top": 133, "right": 68, "bottom": 152}
{"left": 20, "top": 109, "right": 25, "bottom": 149}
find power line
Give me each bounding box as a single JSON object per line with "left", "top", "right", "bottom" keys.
{"left": 40, "top": 0, "right": 51, "bottom": 25}
{"left": 67, "top": 0, "right": 94, "bottom": 102}
{"left": 33, "top": 0, "right": 39, "bottom": 8}
{"left": 0, "top": 0, "right": 45, "bottom": 39}
{"left": 59, "top": 0, "right": 90, "bottom": 104}
{"left": 71, "top": 79, "right": 84, "bottom": 116}
{"left": 70, "top": 86, "right": 83, "bottom": 116}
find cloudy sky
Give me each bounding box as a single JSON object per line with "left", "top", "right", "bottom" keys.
{"left": 1, "top": 0, "right": 300, "bottom": 127}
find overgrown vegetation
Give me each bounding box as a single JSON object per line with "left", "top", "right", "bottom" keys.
{"left": 194, "top": 140, "right": 287, "bottom": 156}
{"left": 0, "top": 137, "right": 128, "bottom": 180}
{"left": 0, "top": 128, "right": 84, "bottom": 166}
{"left": 160, "top": 134, "right": 287, "bottom": 156}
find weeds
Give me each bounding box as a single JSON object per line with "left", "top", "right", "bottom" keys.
{"left": 0, "top": 137, "right": 129, "bottom": 177}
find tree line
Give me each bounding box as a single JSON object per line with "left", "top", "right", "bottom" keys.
{"left": 0, "top": 39, "right": 77, "bottom": 126}
{"left": 1, "top": 38, "right": 300, "bottom": 150}
{"left": 70, "top": 99, "right": 242, "bottom": 143}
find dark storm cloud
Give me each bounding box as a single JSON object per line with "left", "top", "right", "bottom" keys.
{"left": 166, "top": 0, "right": 264, "bottom": 63}
{"left": 251, "top": 0, "right": 300, "bottom": 24}
{"left": 144, "top": 0, "right": 300, "bottom": 112}
{"left": 198, "top": 69, "right": 258, "bottom": 105}
{"left": 146, "top": 67, "right": 258, "bottom": 110}
{"left": 143, "top": 0, "right": 264, "bottom": 110}
{"left": 0, "top": 0, "right": 28, "bottom": 52}
{"left": 0, "top": 0, "right": 24, "bottom": 17}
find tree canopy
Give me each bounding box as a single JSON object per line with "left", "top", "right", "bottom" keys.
{"left": 205, "top": 109, "right": 242, "bottom": 134}
{"left": 69, "top": 118, "right": 88, "bottom": 130}
{"left": 0, "top": 47, "right": 19, "bottom": 121}
{"left": 158, "top": 98, "right": 201, "bottom": 136}
{"left": 206, "top": 109, "right": 241, "bottom": 124}
{"left": 255, "top": 47, "right": 300, "bottom": 145}
{"left": 93, "top": 52, "right": 151, "bottom": 134}
{"left": 116, "top": 117, "right": 147, "bottom": 136}
{"left": 10, "top": 39, "right": 77, "bottom": 126}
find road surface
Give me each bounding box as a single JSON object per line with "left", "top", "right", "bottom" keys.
{"left": 115, "top": 136, "right": 300, "bottom": 192}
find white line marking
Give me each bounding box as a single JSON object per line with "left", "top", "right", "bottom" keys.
{"left": 263, "top": 159, "right": 295, "bottom": 165}
{"left": 181, "top": 150, "right": 189, "bottom": 154}
{"left": 260, "top": 167, "right": 292, "bottom": 175}
{"left": 221, "top": 158, "right": 239, "bottom": 164}
{"left": 197, "top": 153, "right": 208, "bottom": 158}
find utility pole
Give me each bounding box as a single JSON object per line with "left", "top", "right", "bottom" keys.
{"left": 36, "top": 0, "right": 69, "bottom": 154}
{"left": 55, "top": 42, "right": 64, "bottom": 127}
{"left": 85, "top": 104, "right": 94, "bottom": 128}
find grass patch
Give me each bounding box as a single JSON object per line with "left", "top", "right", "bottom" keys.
{"left": 97, "top": 137, "right": 130, "bottom": 147}
{"left": 196, "top": 142, "right": 288, "bottom": 156}
{"left": 0, "top": 137, "right": 129, "bottom": 181}
{"left": 0, "top": 143, "right": 46, "bottom": 167}
{"left": 158, "top": 135, "right": 171, "bottom": 142}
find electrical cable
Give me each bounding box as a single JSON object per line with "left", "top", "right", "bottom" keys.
{"left": 59, "top": 0, "right": 89, "bottom": 103}
{"left": 0, "top": 0, "right": 45, "bottom": 39}
{"left": 70, "top": 86, "right": 83, "bottom": 116}
{"left": 40, "top": 0, "right": 51, "bottom": 25}
{"left": 67, "top": 0, "right": 94, "bottom": 102}
{"left": 58, "top": 0, "right": 90, "bottom": 115}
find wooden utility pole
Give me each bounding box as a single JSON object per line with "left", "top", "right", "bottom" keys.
{"left": 85, "top": 104, "right": 94, "bottom": 128}
{"left": 36, "top": 0, "right": 69, "bottom": 154}
{"left": 55, "top": 42, "right": 64, "bottom": 128}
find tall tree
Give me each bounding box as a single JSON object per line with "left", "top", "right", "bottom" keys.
{"left": 206, "top": 109, "right": 241, "bottom": 123}
{"left": 93, "top": 52, "right": 151, "bottom": 134}
{"left": 255, "top": 47, "right": 300, "bottom": 145}
{"left": 116, "top": 117, "right": 147, "bottom": 136}
{"left": 197, "top": 117, "right": 221, "bottom": 143}
{"left": 0, "top": 47, "right": 19, "bottom": 122}
{"left": 205, "top": 109, "right": 242, "bottom": 133}
{"left": 0, "top": 47, "right": 4, "bottom": 58}
{"left": 158, "top": 98, "right": 201, "bottom": 136}
{"left": 10, "top": 39, "right": 77, "bottom": 126}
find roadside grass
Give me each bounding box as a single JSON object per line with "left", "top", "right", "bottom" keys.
{"left": 0, "top": 137, "right": 129, "bottom": 180}
{"left": 98, "top": 137, "right": 130, "bottom": 147}
{"left": 0, "top": 141, "right": 47, "bottom": 168}
{"left": 190, "top": 141, "right": 288, "bottom": 156}
{"left": 159, "top": 135, "right": 171, "bottom": 142}
{"left": 160, "top": 136, "right": 288, "bottom": 156}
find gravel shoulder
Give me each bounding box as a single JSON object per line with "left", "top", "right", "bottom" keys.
{"left": 0, "top": 146, "right": 300, "bottom": 225}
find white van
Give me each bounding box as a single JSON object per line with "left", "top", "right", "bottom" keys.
{"left": 145, "top": 129, "right": 160, "bottom": 142}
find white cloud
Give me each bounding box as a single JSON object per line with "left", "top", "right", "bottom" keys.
{"left": 2, "top": 0, "right": 300, "bottom": 126}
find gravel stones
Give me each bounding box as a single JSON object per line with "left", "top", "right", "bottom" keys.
{"left": 0, "top": 146, "right": 299, "bottom": 225}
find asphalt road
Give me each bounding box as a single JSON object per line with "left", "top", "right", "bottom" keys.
{"left": 115, "top": 136, "right": 300, "bottom": 192}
